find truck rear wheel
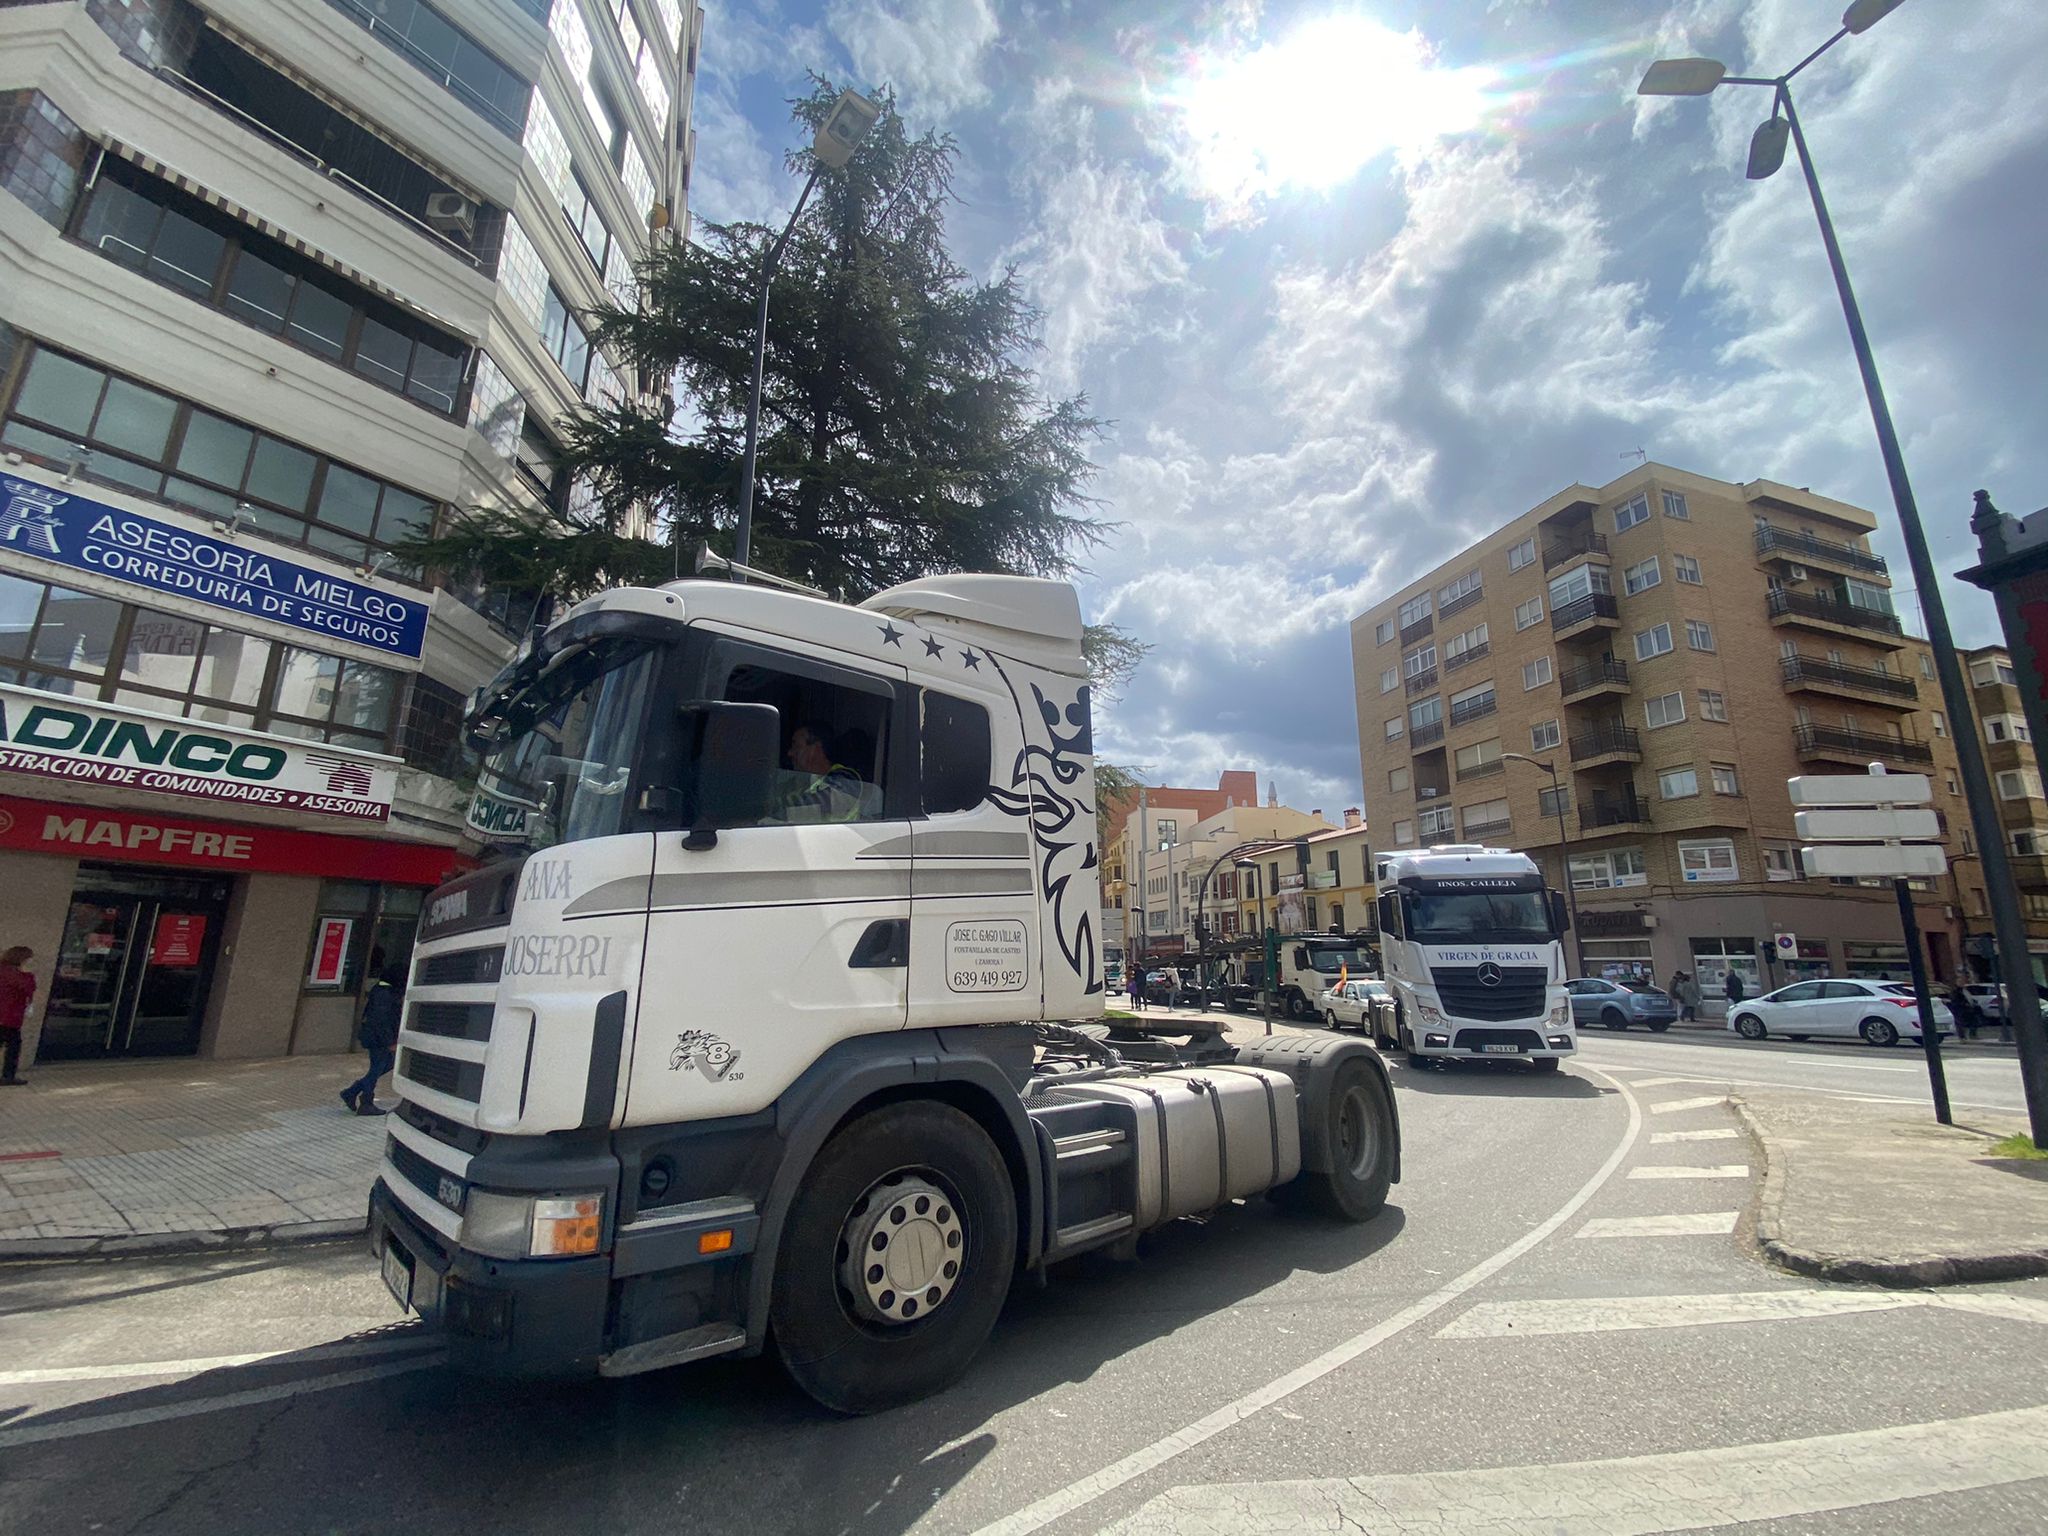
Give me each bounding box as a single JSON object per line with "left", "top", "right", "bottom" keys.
{"left": 1295, "top": 1059, "right": 1394, "bottom": 1221}
{"left": 770, "top": 1103, "right": 1015, "bottom": 1415}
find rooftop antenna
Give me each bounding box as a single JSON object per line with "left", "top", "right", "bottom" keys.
{"left": 1619, "top": 446, "right": 1647, "bottom": 464}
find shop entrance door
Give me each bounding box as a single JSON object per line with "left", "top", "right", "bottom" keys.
{"left": 38, "top": 866, "right": 232, "bottom": 1060}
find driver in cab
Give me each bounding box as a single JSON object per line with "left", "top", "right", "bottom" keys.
{"left": 780, "top": 723, "right": 868, "bottom": 822}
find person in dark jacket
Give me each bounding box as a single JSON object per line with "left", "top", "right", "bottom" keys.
{"left": 341, "top": 963, "right": 405, "bottom": 1115}
{"left": 1, "top": 945, "right": 35, "bottom": 1085}
{"left": 1725, "top": 970, "right": 1746, "bottom": 1008}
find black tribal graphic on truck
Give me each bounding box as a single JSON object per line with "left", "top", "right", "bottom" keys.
{"left": 984, "top": 656, "right": 1102, "bottom": 997}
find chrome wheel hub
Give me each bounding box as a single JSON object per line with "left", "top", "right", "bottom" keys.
{"left": 836, "top": 1173, "right": 963, "bottom": 1325}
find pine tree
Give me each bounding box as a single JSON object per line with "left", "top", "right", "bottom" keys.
{"left": 405, "top": 78, "right": 1109, "bottom": 607}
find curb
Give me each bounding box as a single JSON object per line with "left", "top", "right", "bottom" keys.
{"left": 0, "top": 1215, "right": 366, "bottom": 1263}
{"left": 1735, "top": 1099, "right": 2048, "bottom": 1288}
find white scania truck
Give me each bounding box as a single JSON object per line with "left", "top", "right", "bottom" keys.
{"left": 1372, "top": 845, "right": 1576, "bottom": 1071}
{"left": 369, "top": 574, "right": 1399, "bottom": 1412}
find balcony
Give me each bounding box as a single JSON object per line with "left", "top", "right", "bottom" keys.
{"left": 1780, "top": 654, "right": 1919, "bottom": 708}
{"left": 1448, "top": 694, "right": 1498, "bottom": 729}
{"left": 1755, "top": 522, "right": 1888, "bottom": 577}
{"left": 1551, "top": 592, "right": 1621, "bottom": 638}
{"left": 1439, "top": 584, "right": 1485, "bottom": 619}
{"left": 1405, "top": 667, "right": 1438, "bottom": 696}
{"left": 1559, "top": 657, "right": 1630, "bottom": 703}
{"left": 327, "top": 0, "right": 530, "bottom": 140}
{"left": 1443, "top": 640, "right": 1491, "bottom": 673}
{"left": 1792, "top": 724, "right": 1934, "bottom": 768}
{"left": 1581, "top": 788, "right": 1651, "bottom": 834}
{"left": 2010, "top": 853, "right": 2048, "bottom": 889}
{"left": 1456, "top": 757, "right": 1505, "bottom": 783}
{"left": 1412, "top": 719, "right": 1445, "bottom": 750}
{"left": 1542, "top": 531, "right": 1609, "bottom": 572}
{"left": 1400, "top": 614, "right": 1434, "bottom": 645}
{"left": 1569, "top": 723, "right": 1643, "bottom": 766}
{"left": 1767, "top": 589, "right": 1905, "bottom": 648}
{"left": 1462, "top": 816, "right": 1513, "bottom": 840}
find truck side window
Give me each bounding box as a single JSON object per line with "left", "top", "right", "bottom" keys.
{"left": 921, "top": 690, "right": 991, "bottom": 814}
{"left": 717, "top": 659, "right": 893, "bottom": 825}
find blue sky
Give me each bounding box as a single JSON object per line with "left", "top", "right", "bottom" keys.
{"left": 687, "top": 0, "right": 2048, "bottom": 817}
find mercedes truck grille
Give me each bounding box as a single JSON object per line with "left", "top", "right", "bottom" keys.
{"left": 1428, "top": 966, "right": 1548, "bottom": 1022}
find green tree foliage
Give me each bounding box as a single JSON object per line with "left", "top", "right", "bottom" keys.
{"left": 405, "top": 78, "right": 1108, "bottom": 607}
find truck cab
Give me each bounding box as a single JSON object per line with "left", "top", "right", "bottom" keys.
{"left": 1373, "top": 845, "right": 1575, "bottom": 1070}
{"left": 368, "top": 574, "right": 1400, "bottom": 1412}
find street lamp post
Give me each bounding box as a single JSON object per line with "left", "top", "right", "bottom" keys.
{"left": 1502, "top": 752, "right": 1582, "bottom": 974}
{"left": 731, "top": 90, "right": 881, "bottom": 579}
{"left": 1238, "top": 853, "right": 1276, "bottom": 1032}
{"left": 1639, "top": 0, "right": 2048, "bottom": 1145}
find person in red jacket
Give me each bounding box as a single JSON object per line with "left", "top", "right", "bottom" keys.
{"left": 1, "top": 945, "right": 35, "bottom": 1085}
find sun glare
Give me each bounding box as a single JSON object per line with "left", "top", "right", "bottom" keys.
{"left": 1163, "top": 12, "right": 1503, "bottom": 209}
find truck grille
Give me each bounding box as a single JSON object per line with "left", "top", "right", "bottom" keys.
{"left": 1452, "top": 1027, "right": 1546, "bottom": 1053}
{"left": 399, "top": 1047, "right": 484, "bottom": 1103}
{"left": 387, "top": 1136, "right": 467, "bottom": 1213}
{"left": 1429, "top": 966, "right": 1549, "bottom": 1022}
{"left": 409, "top": 1002, "right": 495, "bottom": 1043}
{"left": 417, "top": 947, "right": 504, "bottom": 986}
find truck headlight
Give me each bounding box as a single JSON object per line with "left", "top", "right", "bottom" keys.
{"left": 1417, "top": 1001, "right": 1446, "bottom": 1025}
{"left": 461, "top": 1190, "right": 606, "bottom": 1259}
{"left": 1550, "top": 1004, "right": 1569, "bottom": 1026}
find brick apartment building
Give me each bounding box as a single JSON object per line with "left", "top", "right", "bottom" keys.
{"left": 1350, "top": 463, "right": 1992, "bottom": 1002}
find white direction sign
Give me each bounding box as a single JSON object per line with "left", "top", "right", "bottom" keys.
{"left": 1788, "top": 773, "right": 1932, "bottom": 807}
{"left": 1801, "top": 842, "right": 1949, "bottom": 879}
{"left": 1794, "top": 807, "right": 1942, "bottom": 842}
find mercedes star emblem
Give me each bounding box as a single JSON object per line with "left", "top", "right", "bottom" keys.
{"left": 1476, "top": 961, "right": 1503, "bottom": 987}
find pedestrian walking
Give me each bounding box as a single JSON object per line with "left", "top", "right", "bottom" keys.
{"left": 1674, "top": 970, "right": 1700, "bottom": 1022}
{"left": 0, "top": 945, "right": 35, "bottom": 1085}
{"left": 1724, "top": 969, "right": 1746, "bottom": 1010}
{"left": 341, "top": 962, "right": 405, "bottom": 1115}
{"left": 1947, "top": 984, "right": 1975, "bottom": 1042}
{"left": 1128, "top": 963, "right": 1147, "bottom": 1011}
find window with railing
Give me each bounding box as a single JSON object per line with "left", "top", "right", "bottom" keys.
{"left": 70, "top": 161, "right": 471, "bottom": 417}
{"left": 327, "top": 0, "right": 531, "bottom": 138}
{"left": 1, "top": 345, "right": 438, "bottom": 572}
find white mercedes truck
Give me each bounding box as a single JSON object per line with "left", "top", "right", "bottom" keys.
{"left": 1372, "top": 845, "right": 1575, "bottom": 1071}
{"left": 369, "top": 573, "right": 1399, "bottom": 1412}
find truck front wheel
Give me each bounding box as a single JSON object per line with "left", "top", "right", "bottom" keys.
{"left": 770, "top": 1103, "right": 1016, "bottom": 1414}
{"left": 1295, "top": 1059, "right": 1395, "bottom": 1221}
{"left": 1286, "top": 990, "right": 1312, "bottom": 1021}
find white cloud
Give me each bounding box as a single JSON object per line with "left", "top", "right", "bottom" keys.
{"left": 825, "top": 0, "right": 1000, "bottom": 116}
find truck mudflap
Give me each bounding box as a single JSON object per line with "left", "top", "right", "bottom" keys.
{"left": 369, "top": 1179, "right": 611, "bottom": 1378}
{"left": 1229, "top": 1034, "right": 1402, "bottom": 1187}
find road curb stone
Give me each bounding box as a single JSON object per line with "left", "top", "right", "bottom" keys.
{"left": 0, "top": 1216, "right": 365, "bottom": 1263}
{"left": 1735, "top": 1097, "right": 2048, "bottom": 1288}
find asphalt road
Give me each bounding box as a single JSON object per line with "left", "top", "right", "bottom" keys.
{"left": 5, "top": 1045, "right": 2046, "bottom": 1535}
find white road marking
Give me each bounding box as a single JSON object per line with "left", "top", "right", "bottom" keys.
{"left": 1647, "top": 1095, "right": 1728, "bottom": 1115}
{"left": 1104, "top": 1402, "right": 2048, "bottom": 1534}
{"left": 1626, "top": 1075, "right": 1690, "bottom": 1086}
{"left": 1577, "top": 1211, "right": 1739, "bottom": 1238}
{"left": 0, "top": 1357, "right": 440, "bottom": 1449}
{"left": 968, "top": 1066, "right": 1647, "bottom": 1536}
{"left": 1626, "top": 1164, "right": 1751, "bottom": 1180}
{"left": 0, "top": 1332, "right": 437, "bottom": 1387}
{"left": 1651, "top": 1127, "right": 1740, "bottom": 1143}
{"left": 1580, "top": 1052, "right": 2027, "bottom": 1115}
{"left": 1435, "top": 1289, "right": 1929, "bottom": 1339}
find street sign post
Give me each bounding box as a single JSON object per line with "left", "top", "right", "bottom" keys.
{"left": 1790, "top": 765, "right": 1952, "bottom": 1124}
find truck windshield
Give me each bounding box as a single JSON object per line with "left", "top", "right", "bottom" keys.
{"left": 1305, "top": 946, "right": 1370, "bottom": 973}
{"left": 1405, "top": 888, "right": 1552, "bottom": 942}
{"left": 465, "top": 639, "right": 660, "bottom": 855}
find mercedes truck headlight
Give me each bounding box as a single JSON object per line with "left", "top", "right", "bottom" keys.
{"left": 461, "top": 1191, "right": 606, "bottom": 1259}
{"left": 1417, "top": 1001, "right": 1446, "bottom": 1026}
{"left": 1550, "top": 1003, "right": 1569, "bottom": 1026}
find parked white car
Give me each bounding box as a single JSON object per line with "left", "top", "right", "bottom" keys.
{"left": 1961, "top": 982, "right": 2007, "bottom": 1022}
{"left": 1319, "top": 978, "right": 1393, "bottom": 1035}
{"left": 1727, "top": 979, "right": 1953, "bottom": 1046}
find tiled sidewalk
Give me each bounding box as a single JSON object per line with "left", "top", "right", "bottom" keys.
{"left": 0, "top": 1055, "right": 382, "bottom": 1256}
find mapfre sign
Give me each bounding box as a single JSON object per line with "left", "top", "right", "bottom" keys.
{"left": 0, "top": 683, "right": 396, "bottom": 821}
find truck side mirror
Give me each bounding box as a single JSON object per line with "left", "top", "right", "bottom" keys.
{"left": 1548, "top": 889, "right": 1571, "bottom": 933}
{"left": 1377, "top": 890, "right": 1399, "bottom": 938}
{"left": 679, "top": 701, "right": 781, "bottom": 841}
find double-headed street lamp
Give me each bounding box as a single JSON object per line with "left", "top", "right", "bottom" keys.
{"left": 731, "top": 90, "right": 881, "bottom": 579}
{"left": 1639, "top": 0, "right": 2048, "bottom": 1145}
{"left": 1501, "top": 752, "right": 1582, "bottom": 975}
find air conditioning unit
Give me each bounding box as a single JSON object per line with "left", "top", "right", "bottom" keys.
{"left": 423, "top": 192, "right": 477, "bottom": 242}
{"left": 1786, "top": 563, "right": 1809, "bottom": 583}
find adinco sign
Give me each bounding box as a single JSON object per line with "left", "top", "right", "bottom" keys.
{"left": 0, "top": 683, "right": 396, "bottom": 820}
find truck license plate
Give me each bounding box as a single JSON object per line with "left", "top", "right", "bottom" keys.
{"left": 381, "top": 1240, "right": 414, "bottom": 1311}
{"left": 1481, "top": 1043, "right": 1520, "bottom": 1054}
